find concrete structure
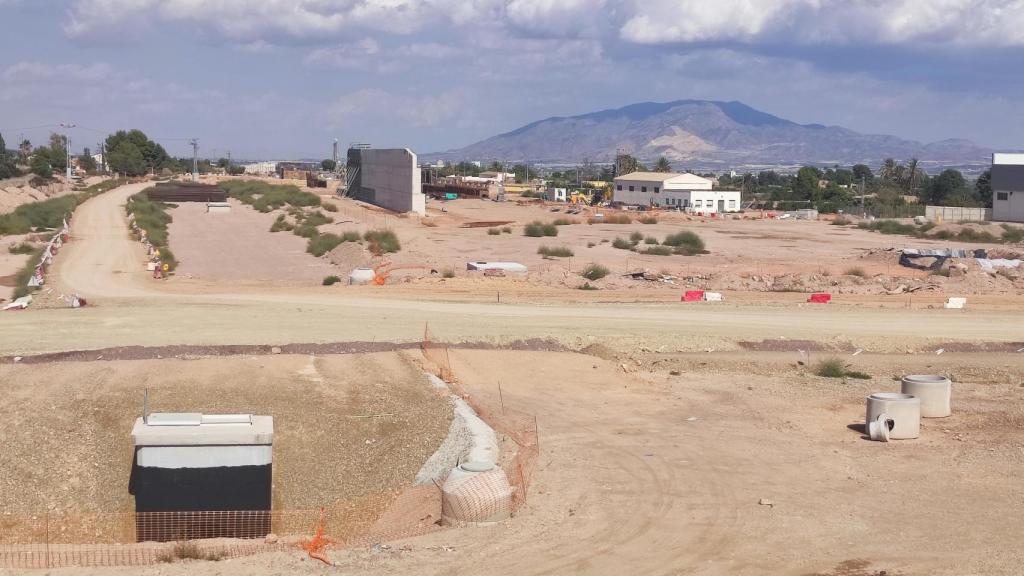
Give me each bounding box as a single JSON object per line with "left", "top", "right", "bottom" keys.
{"left": 206, "top": 202, "right": 231, "bottom": 213}
{"left": 926, "top": 205, "right": 992, "bottom": 223}
{"left": 129, "top": 413, "right": 273, "bottom": 541}
{"left": 992, "top": 153, "right": 1024, "bottom": 223}
{"left": 242, "top": 161, "right": 278, "bottom": 176}
{"left": 613, "top": 172, "right": 741, "bottom": 212}
{"left": 865, "top": 393, "right": 920, "bottom": 440}
{"left": 901, "top": 375, "right": 952, "bottom": 418}
{"left": 346, "top": 147, "right": 426, "bottom": 216}
{"left": 545, "top": 187, "right": 567, "bottom": 202}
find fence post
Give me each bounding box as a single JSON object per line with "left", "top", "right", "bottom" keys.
{"left": 44, "top": 511, "right": 50, "bottom": 569}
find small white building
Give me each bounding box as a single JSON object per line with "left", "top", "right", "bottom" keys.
{"left": 243, "top": 161, "right": 279, "bottom": 176}
{"left": 992, "top": 152, "right": 1024, "bottom": 223}
{"left": 545, "top": 187, "right": 567, "bottom": 202}
{"left": 613, "top": 172, "right": 741, "bottom": 213}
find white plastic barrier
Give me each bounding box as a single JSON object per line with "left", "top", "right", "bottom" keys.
{"left": 703, "top": 292, "right": 723, "bottom": 302}
{"left": 945, "top": 297, "right": 967, "bottom": 309}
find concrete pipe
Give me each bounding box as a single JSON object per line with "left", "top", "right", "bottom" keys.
{"left": 441, "top": 461, "right": 513, "bottom": 526}
{"left": 868, "top": 413, "right": 892, "bottom": 442}
{"left": 901, "top": 375, "right": 952, "bottom": 418}
{"left": 865, "top": 393, "right": 920, "bottom": 440}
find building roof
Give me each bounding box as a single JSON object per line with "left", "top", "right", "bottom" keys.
{"left": 614, "top": 171, "right": 712, "bottom": 185}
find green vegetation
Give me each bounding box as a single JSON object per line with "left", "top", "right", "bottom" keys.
{"left": 364, "top": 229, "right": 401, "bottom": 254}
{"left": 322, "top": 202, "right": 339, "bottom": 212}
{"left": 7, "top": 242, "right": 36, "bottom": 255}
{"left": 578, "top": 282, "right": 598, "bottom": 290}
{"left": 638, "top": 215, "right": 658, "bottom": 224}
{"left": 322, "top": 275, "right": 341, "bottom": 286}
{"left": 11, "top": 246, "right": 43, "bottom": 299}
{"left": 302, "top": 210, "right": 333, "bottom": 227}
{"left": 538, "top": 245, "right": 574, "bottom": 258}
{"left": 644, "top": 236, "right": 659, "bottom": 245}
{"left": 814, "top": 357, "right": 871, "bottom": 380}
{"left": 0, "top": 179, "right": 124, "bottom": 236}
{"left": 831, "top": 217, "right": 851, "bottom": 226}
{"left": 126, "top": 190, "right": 177, "bottom": 270}
{"left": 524, "top": 221, "right": 558, "bottom": 237}
{"left": 488, "top": 228, "right": 501, "bottom": 235}
{"left": 442, "top": 268, "right": 456, "bottom": 278}
{"left": 844, "top": 267, "right": 867, "bottom": 278}
{"left": 552, "top": 218, "right": 578, "bottom": 226}
{"left": 501, "top": 226, "right": 512, "bottom": 234}
{"left": 269, "top": 214, "right": 294, "bottom": 232}
{"left": 629, "top": 230, "right": 644, "bottom": 243}
{"left": 662, "top": 231, "right": 706, "bottom": 255}
{"left": 612, "top": 237, "right": 633, "bottom": 250}
{"left": 857, "top": 220, "right": 919, "bottom": 236}
{"left": 306, "top": 230, "right": 362, "bottom": 257}
{"left": 222, "top": 180, "right": 321, "bottom": 213}
{"left": 643, "top": 245, "right": 673, "bottom": 256}
{"left": 156, "top": 541, "right": 225, "bottom": 563}
{"left": 955, "top": 227, "right": 999, "bottom": 243}
{"left": 581, "top": 263, "right": 610, "bottom": 281}
{"left": 1001, "top": 224, "right": 1024, "bottom": 244}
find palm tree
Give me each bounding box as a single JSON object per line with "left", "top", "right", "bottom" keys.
{"left": 654, "top": 156, "right": 672, "bottom": 172}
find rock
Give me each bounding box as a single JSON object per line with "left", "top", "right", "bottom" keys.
{"left": 13, "top": 356, "right": 22, "bottom": 363}
{"left": 264, "top": 533, "right": 279, "bottom": 544}
{"left": 271, "top": 346, "right": 282, "bottom": 355}
{"left": 758, "top": 498, "right": 775, "bottom": 507}
{"left": 669, "top": 370, "right": 681, "bottom": 376}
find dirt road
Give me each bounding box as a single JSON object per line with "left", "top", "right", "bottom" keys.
{"left": 3, "top": 183, "right": 1023, "bottom": 356}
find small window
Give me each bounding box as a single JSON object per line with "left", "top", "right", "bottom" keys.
{"left": 616, "top": 184, "right": 622, "bottom": 191}
{"left": 641, "top": 186, "right": 647, "bottom": 192}
{"left": 694, "top": 200, "right": 702, "bottom": 208}
{"left": 628, "top": 186, "right": 634, "bottom": 192}
{"left": 654, "top": 187, "right": 660, "bottom": 193}
{"left": 728, "top": 200, "right": 737, "bottom": 207}
{"left": 997, "top": 192, "right": 1009, "bottom": 201}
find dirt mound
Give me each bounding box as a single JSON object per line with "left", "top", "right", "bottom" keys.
{"left": 579, "top": 342, "right": 618, "bottom": 361}
{"left": 327, "top": 241, "right": 370, "bottom": 272}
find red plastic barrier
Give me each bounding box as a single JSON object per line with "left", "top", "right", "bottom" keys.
{"left": 682, "top": 290, "right": 705, "bottom": 302}
{"left": 808, "top": 293, "right": 832, "bottom": 304}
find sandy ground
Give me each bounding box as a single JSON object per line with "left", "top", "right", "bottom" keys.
{"left": 0, "top": 352, "right": 450, "bottom": 516}
{"left": 168, "top": 200, "right": 337, "bottom": 285}
{"left": 27, "top": 349, "right": 1024, "bottom": 575}
{"left": 4, "top": 181, "right": 1024, "bottom": 575}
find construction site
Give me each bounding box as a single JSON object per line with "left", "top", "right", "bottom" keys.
{"left": 2, "top": 174, "right": 1024, "bottom": 576}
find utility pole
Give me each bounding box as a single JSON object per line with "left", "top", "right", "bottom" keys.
{"left": 189, "top": 138, "right": 199, "bottom": 182}
{"left": 227, "top": 150, "right": 232, "bottom": 174}
{"left": 861, "top": 176, "right": 866, "bottom": 218}
{"left": 59, "top": 122, "right": 76, "bottom": 181}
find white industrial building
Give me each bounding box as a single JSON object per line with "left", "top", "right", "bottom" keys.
{"left": 992, "top": 153, "right": 1024, "bottom": 223}
{"left": 613, "top": 172, "right": 741, "bottom": 213}
{"left": 243, "top": 161, "right": 278, "bottom": 176}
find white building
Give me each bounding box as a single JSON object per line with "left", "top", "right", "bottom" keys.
{"left": 992, "top": 153, "right": 1024, "bottom": 223}
{"left": 243, "top": 161, "right": 279, "bottom": 176}
{"left": 612, "top": 172, "right": 741, "bottom": 213}
{"left": 545, "top": 187, "right": 567, "bottom": 202}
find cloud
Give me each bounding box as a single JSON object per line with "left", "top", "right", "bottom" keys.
{"left": 620, "top": 0, "right": 1024, "bottom": 47}
{"left": 304, "top": 38, "right": 382, "bottom": 68}
{"left": 3, "top": 61, "right": 114, "bottom": 82}
{"left": 327, "top": 88, "right": 463, "bottom": 129}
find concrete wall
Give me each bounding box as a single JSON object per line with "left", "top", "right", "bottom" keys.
{"left": 926, "top": 205, "right": 993, "bottom": 223}
{"left": 347, "top": 148, "right": 425, "bottom": 215}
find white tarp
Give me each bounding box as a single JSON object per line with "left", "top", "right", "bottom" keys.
{"left": 703, "top": 292, "right": 723, "bottom": 301}
{"left": 976, "top": 258, "right": 1021, "bottom": 272}
{"left": 3, "top": 295, "right": 32, "bottom": 310}
{"left": 945, "top": 297, "right": 967, "bottom": 309}
{"left": 467, "top": 261, "right": 528, "bottom": 273}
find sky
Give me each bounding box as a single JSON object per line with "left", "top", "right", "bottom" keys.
{"left": 1, "top": 0, "right": 1022, "bottom": 160}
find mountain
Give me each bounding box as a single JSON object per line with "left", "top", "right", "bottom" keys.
{"left": 426, "top": 100, "right": 992, "bottom": 170}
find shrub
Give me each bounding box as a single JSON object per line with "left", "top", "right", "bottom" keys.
{"left": 126, "top": 191, "right": 176, "bottom": 268}
{"left": 442, "top": 268, "right": 455, "bottom": 278}
{"left": 606, "top": 214, "right": 632, "bottom": 224}
{"left": 302, "top": 210, "right": 333, "bottom": 227}
{"left": 11, "top": 246, "right": 43, "bottom": 299}
{"left": 831, "top": 217, "right": 851, "bottom": 226}
{"left": 7, "top": 242, "right": 36, "bottom": 255}
{"left": 538, "top": 245, "right": 574, "bottom": 258}
{"left": 814, "top": 357, "right": 871, "bottom": 379}
{"left": 932, "top": 229, "right": 953, "bottom": 240}
{"left": 293, "top": 223, "right": 319, "bottom": 238}
{"left": 629, "top": 231, "right": 644, "bottom": 243}
{"left": 578, "top": 282, "right": 598, "bottom": 290}
{"left": 322, "top": 202, "right": 339, "bottom": 212}
{"left": 956, "top": 227, "right": 998, "bottom": 243}
{"left": 488, "top": 228, "right": 501, "bottom": 235}
{"left": 322, "top": 275, "right": 341, "bottom": 285}
{"left": 340, "top": 230, "right": 361, "bottom": 243}
{"left": 643, "top": 245, "right": 673, "bottom": 256}
{"left": 307, "top": 233, "right": 345, "bottom": 257}
{"left": 221, "top": 180, "right": 320, "bottom": 212}
{"left": 644, "top": 236, "right": 659, "bottom": 245}
{"left": 269, "top": 214, "right": 293, "bottom": 232}
{"left": 858, "top": 219, "right": 918, "bottom": 236}
{"left": 523, "top": 221, "right": 558, "bottom": 237}
{"left": 581, "top": 263, "right": 609, "bottom": 281}
{"left": 1001, "top": 224, "right": 1024, "bottom": 244}
{"left": 844, "top": 267, "right": 867, "bottom": 277}
{"left": 612, "top": 237, "right": 633, "bottom": 250}
{"left": 586, "top": 241, "right": 596, "bottom": 248}
{"left": 639, "top": 215, "right": 658, "bottom": 224}
{"left": 552, "top": 218, "right": 578, "bottom": 226}
{"left": 501, "top": 226, "right": 512, "bottom": 234}
{"left": 364, "top": 229, "right": 401, "bottom": 254}
{"left": 156, "top": 541, "right": 224, "bottom": 563}
{"left": 662, "top": 231, "right": 705, "bottom": 255}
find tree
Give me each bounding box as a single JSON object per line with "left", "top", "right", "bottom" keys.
{"left": 0, "top": 132, "right": 5, "bottom": 157}
{"left": 615, "top": 154, "right": 644, "bottom": 176}
{"left": 757, "top": 170, "right": 784, "bottom": 187}
{"left": 924, "top": 169, "right": 969, "bottom": 206}
{"left": 105, "top": 129, "right": 169, "bottom": 174}
{"left": 106, "top": 141, "right": 147, "bottom": 176}
{"left": 47, "top": 132, "right": 67, "bottom": 172}
{"left": 976, "top": 169, "right": 993, "bottom": 208}
{"left": 79, "top": 148, "right": 98, "bottom": 173}
{"left": 216, "top": 157, "right": 230, "bottom": 169}
{"left": 654, "top": 156, "right": 672, "bottom": 172}
{"left": 852, "top": 164, "right": 873, "bottom": 184}
{"left": 30, "top": 153, "right": 53, "bottom": 179}
{"left": 832, "top": 168, "right": 854, "bottom": 186}
{"left": 321, "top": 159, "right": 337, "bottom": 171}
{"left": 228, "top": 165, "right": 246, "bottom": 175}
{"left": 792, "top": 166, "right": 822, "bottom": 200}
{"left": 18, "top": 139, "right": 32, "bottom": 163}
